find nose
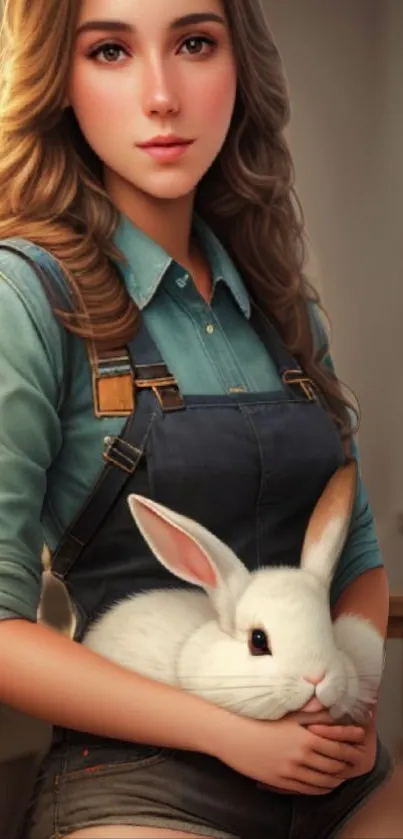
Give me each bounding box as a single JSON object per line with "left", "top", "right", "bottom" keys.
{"left": 304, "top": 671, "right": 326, "bottom": 687}
{"left": 142, "top": 59, "right": 180, "bottom": 118}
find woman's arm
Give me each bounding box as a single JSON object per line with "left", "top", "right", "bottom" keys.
{"left": 308, "top": 302, "right": 386, "bottom": 607}
{"left": 332, "top": 566, "right": 389, "bottom": 636}
{"left": 0, "top": 617, "right": 227, "bottom": 753}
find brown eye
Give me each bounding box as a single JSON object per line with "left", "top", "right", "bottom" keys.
{"left": 179, "top": 36, "right": 216, "bottom": 57}
{"left": 89, "top": 43, "right": 128, "bottom": 64}
{"left": 249, "top": 628, "right": 272, "bottom": 656}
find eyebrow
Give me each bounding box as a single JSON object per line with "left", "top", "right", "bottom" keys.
{"left": 76, "top": 13, "right": 226, "bottom": 37}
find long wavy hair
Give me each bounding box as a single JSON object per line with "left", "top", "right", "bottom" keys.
{"left": 0, "top": 0, "right": 357, "bottom": 438}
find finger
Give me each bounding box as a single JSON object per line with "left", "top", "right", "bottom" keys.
{"left": 310, "top": 736, "right": 364, "bottom": 765}
{"left": 291, "top": 710, "right": 335, "bottom": 727}
{"left": 282, "top": 782, "right": 337, "bottom": 796}
{"left": 335, "top": 712, "right": 371, "bottom": 726}
{"left": 258, "top": 779, "right": 341, "bottom": 796}
{"left": 289, "top": 767, "right": 344, "bottom": 791}
{"left": 308, "top": 724, "right": 365, "bottom": 744}
{"left": 307, "top": 752, "right": 349, "bottom": 776}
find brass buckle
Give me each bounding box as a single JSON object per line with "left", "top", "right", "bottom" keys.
{"left": 135, "top": 375, "right": 177, "bottom": 390}
{"left": 135, "top": 374, "right": 185, "bottom": 412}
{"left": 282, "top": 369, "right": 317, "bottom": 402}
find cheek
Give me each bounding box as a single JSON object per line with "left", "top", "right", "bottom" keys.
{"left": 197, "top": 73, "right": 236, "bottom": 125}
{"left": 68, "top": 67, "right": 132, "bottom": 142}
{"left": 189, "top": 64, "right": 237, "bottom": 130}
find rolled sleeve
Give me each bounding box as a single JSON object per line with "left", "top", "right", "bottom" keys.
{"left": 0, "top": 260, "right": 63, "bottom": 621}
{"left": 308, "top": 302, "right": 383, "bottom": 605}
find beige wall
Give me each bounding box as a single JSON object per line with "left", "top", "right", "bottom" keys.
{"left": 263, "top": 0, "right": 403, "bottom": 752}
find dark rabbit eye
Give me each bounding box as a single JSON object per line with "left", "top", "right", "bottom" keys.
{"left": 249, "top": 628, "right": 272, "bottom": 656}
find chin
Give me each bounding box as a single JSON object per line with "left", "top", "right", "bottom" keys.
{"left": 133, "top": 161, "right": 211, "bottom": 200}
{"left": 147, "top": 187, "right": 195, "bottom": 201}
{"left": 140, "top": 178, "right": 199, "bottom": 202}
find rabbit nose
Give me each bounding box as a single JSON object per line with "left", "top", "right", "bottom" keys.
{"left": 305, "top": 671, "right": 326, "bottom": 686}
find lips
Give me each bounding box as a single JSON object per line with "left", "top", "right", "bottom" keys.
{"left": 138, "top": 136, "right": 193, "bottom": 149}
{"left": 137, "top": 137, "right": 194, "bottom": 163}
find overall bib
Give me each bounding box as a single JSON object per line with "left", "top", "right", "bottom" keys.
{"left": 5, "top": 242, "right": 388, "bottom": 839}
{"left": 49, "top": 305, "right": 345, "bottom": 641}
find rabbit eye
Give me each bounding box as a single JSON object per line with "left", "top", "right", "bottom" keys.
{"left": 249, "top": 628, "right": 272, "bottom": 656}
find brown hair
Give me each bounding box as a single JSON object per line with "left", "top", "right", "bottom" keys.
{"left": 0, "top": 0, "right": 357, "bottom": 437}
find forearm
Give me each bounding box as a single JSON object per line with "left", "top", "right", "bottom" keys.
{"left": 332, "top": 567, "right": 389, "bottom": 638}
{"left": 0, "top": 618, "right": 229, "bottom": 755}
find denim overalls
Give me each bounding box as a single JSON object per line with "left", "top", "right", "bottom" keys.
{"left": 1, "top": 241, "right": 389, "bottom": 839}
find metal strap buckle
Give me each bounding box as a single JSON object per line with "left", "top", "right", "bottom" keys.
{"left": 282, "top": 369, "right": 317, "bottom": 402}
{"left": 103, "top": 436, "right": 142, "bottom": 473}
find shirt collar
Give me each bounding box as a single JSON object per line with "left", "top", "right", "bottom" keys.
{"left": 113, "top": 212, "right": 251, "bottom": 318}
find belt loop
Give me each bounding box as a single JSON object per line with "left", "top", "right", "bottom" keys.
{"left": 135, "top": 363, "right": 185, "bottom": 412}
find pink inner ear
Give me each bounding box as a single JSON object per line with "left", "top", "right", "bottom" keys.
{"left": 136, "top": 503, "right": 218, "bottom": 588}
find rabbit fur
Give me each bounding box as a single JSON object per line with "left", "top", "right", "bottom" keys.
{"left": 83, "top": 461, "right": 385, "bottom": 723}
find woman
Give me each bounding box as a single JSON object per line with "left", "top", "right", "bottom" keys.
{"left": 0, "top": 0, "right": 397, "bottom": 837}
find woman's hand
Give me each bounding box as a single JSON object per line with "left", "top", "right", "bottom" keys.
{"left": 307, "top": 715, "right": 377, "bottom": 781}
{"left": 213, "top": 709, "right": 366, "bottom": 795}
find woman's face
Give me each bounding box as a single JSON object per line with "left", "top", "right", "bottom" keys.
{"left": 68, "top": 0, "right": 237, "bottom": 206}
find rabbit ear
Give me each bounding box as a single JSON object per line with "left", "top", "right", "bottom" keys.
{"left": 127, "top": 495, "right": 249, "bottom": 630}
{"left": 300, "top": 460, "right": 357, "bottom": 588}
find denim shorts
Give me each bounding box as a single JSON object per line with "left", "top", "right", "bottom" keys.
{"left": 24, "top": 731, "right": 393, "bottom": 839}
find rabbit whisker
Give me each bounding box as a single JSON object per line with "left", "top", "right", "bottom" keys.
{"left": 340, "top": 671, "right": 383, "bottom": 679}
{"left": 178, "top": 678, "right": 298, "bottom": 689}
{"left": 181, "top": 683, "right": 291, "bottom": 694}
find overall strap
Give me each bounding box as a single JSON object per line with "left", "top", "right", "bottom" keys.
{"left": 50, "top": 408, "right": 150, "bottom": 580}
{"left": 90, "top": 314, "right": 184, "bottom": 416}
{"left": 251, "top": 303, "right": 354, "bottom": 463}
{"left": 0, "top": 239, "right": 74, "bottom": 310}
{"left": 250, "top": 303, "right": 317, "bottom": 402}
{"left": 51, "top": 316, "right": 185, "bottom": 580}
{"left": 127, "top": 317, "right": 185, "bottom": 413}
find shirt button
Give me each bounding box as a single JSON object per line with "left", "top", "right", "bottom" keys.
{"left": 205, "top": 323, "right": 215, "bottom": 335}
{"left": 176, "top": 274, "right": 189, "bottom": 288}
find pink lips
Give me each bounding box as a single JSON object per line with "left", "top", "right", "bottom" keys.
{"left": 137, "top": 135, "right": 194, "bottom": 162}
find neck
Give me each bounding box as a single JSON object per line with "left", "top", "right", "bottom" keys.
{"left": 104, "top": 170, "right": 196, "bottom": 268}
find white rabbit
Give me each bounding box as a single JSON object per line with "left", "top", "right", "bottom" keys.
{"left": 83, "top": 461, "right": 385, "bottom": 722}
